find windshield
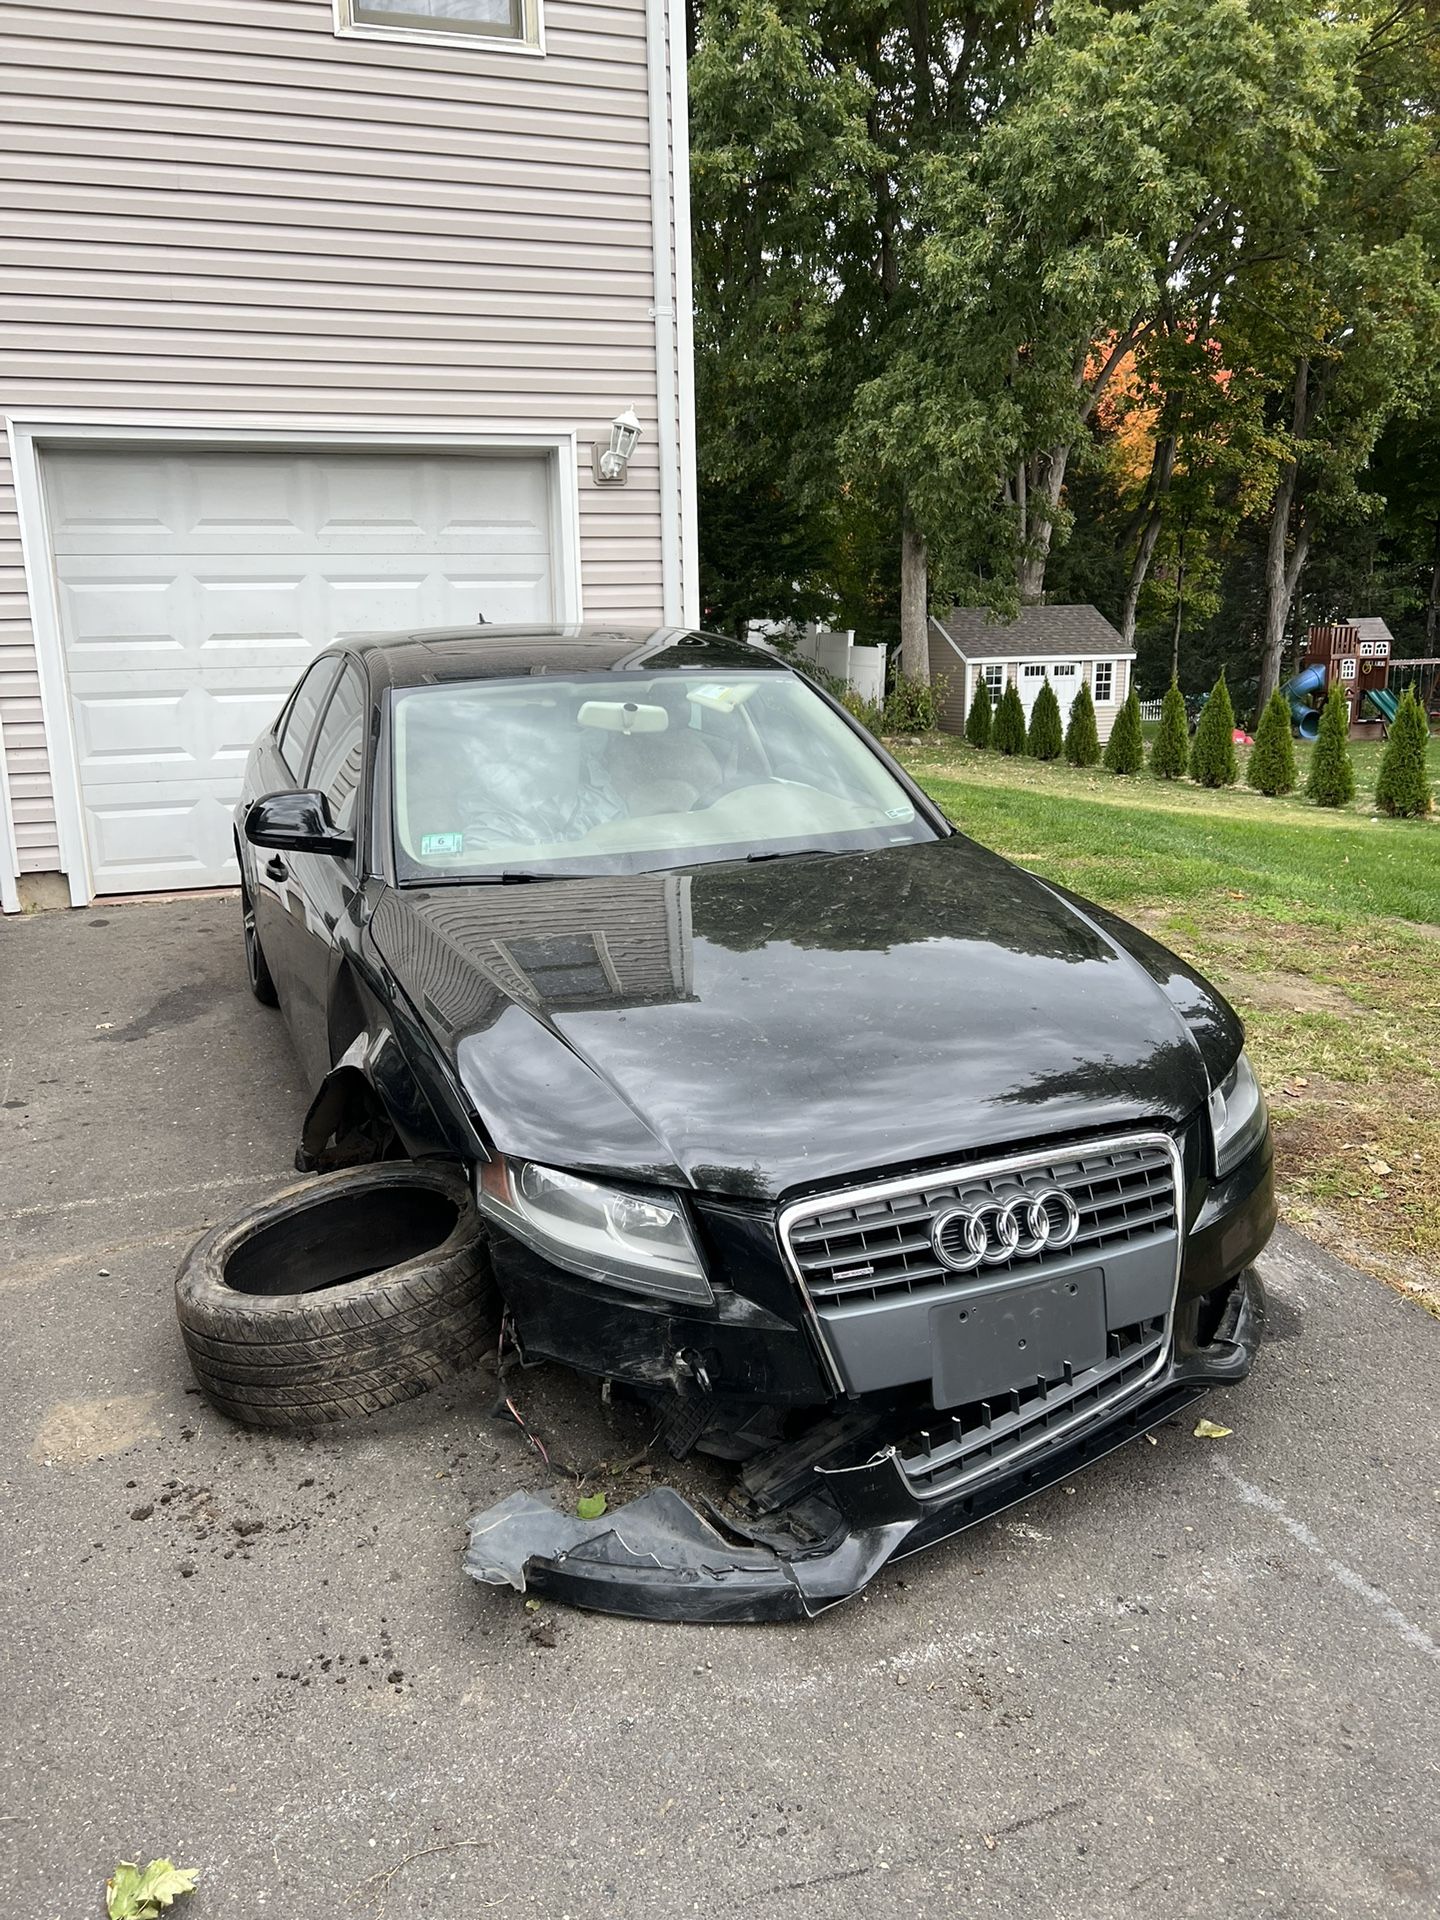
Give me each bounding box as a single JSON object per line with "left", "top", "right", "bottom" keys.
{"left": 390, "top": 669, "right": 937, "bottom": 880}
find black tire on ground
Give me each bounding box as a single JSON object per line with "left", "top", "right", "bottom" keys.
{"left": 175, "top": 1161, "right": 499, "bottom": 1428}
{"left": 239, "top": 860, "right": 279, "bottom": 1007}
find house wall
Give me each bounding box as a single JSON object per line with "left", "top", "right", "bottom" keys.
{"left": 0, "top": 0, "right": 692, "bottom": 878}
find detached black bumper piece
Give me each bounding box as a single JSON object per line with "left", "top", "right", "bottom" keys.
{"left": 464, "top": 1265, "right": 1264, "bottom": 1624}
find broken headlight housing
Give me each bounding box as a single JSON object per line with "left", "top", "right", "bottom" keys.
{"left": 477, "top": 1155, "right": 713, "bottom": 1307}
{"left": 1208, "top": 1051, "right": 1268, "bottom": 1178}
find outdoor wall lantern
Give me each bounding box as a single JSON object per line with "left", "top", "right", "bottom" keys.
{"left": 593, "top": 407, "right": 642, "bottom": 485}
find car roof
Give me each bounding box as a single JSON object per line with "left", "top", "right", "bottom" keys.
{"left": 336, "top": 623, "right": 790, "bottom": 690}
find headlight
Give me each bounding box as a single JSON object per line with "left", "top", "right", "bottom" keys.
{"left": 1208, "top": 1051, "right": 1268, "bottom": 1178}
{"left": 477, "top": 1155, "right": 713, "bottom": 1306}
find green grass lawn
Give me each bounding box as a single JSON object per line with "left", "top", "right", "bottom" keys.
{"left": 895, "top": 734, "right": 1440, "bottom": 1312}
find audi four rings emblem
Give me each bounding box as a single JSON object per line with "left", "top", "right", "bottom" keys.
{"left": 931, "top": 1187, "right": 1081, "bottom": 1270}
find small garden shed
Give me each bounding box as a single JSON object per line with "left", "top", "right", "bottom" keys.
{"left": 928, "top": 606, "right": 1136, "bottom": 742}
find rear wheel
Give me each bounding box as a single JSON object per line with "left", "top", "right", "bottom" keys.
{"left": 239, "top": 860, "right": 279, "bottom": 1007}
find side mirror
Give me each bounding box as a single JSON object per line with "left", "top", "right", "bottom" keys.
{"left": 244, "top": 790, "right": 354, "bottom": 858}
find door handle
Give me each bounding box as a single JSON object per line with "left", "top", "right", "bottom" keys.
{"left": 266, "top": 855, "right": 289, "bottom": 882}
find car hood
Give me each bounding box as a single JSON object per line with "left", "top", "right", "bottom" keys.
{"left": 368, "top": 837, "right": 1237, "bottom": 1201}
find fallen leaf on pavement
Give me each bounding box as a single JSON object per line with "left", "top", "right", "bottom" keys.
{"left": 1193, "top": 1418, "right": 1233, "bottom": 1440}
{"left": 106, "top": 1860, "right": 199, "bottom": 1919}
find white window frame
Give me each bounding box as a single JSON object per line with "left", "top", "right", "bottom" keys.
{"left": 5, "top": 413, "right": 582, "bottom": 909}
{"left": 1093, "top": 660, "right": 1115, "bottom": 704}
{"left": 1021, "top": 662, "right": 1047, "bottom": 679}
{"left": 981, "top": 662, "right": 1006, "bottom": 695}
{"left": 333, "top": 0, "right": 544, "bottom": 56}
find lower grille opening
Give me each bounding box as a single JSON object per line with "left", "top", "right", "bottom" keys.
{"left": 897, "top": 1315, "right": 1167, "bottom": 1498}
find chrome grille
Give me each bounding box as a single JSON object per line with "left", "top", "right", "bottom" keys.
{"left": 784, "top": 1137, "right": 1179, "bottom": 1308}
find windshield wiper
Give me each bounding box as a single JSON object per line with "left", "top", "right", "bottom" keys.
{"left": 425, "top": 870, "right": 558, "bottom": 886}
{"left": 745, "top": 848, "right": 836, "bottom": 863}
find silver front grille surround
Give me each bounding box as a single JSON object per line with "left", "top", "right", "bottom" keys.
{"left": 777, "top": 1130, "right": 1185, "bottom": 1417}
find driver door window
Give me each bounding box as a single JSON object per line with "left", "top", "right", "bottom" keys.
{"left": 308, "top": 666, "right": 366, "bottom": 836}
{"left": 278, "top": 657, "right": 340, "bottom": 780}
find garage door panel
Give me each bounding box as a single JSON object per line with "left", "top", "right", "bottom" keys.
{"left": 46, "top": 446, "right": 556, "bottom": 893}
{"left": 81, "top": 782, "right": 238, "bottom": 895}
{"left": 61, "top": 577, "right": 186, "bottom": 657}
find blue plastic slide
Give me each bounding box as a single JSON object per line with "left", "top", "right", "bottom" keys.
{"left": 1280, "top": 662, "right": 1328, "bottom": 739}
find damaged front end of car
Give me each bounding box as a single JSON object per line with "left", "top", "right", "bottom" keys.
{"left": 463, "top": 1120, "right": 1273, "bottom": 1623}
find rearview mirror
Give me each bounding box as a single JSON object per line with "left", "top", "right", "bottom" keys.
{"left": 244, "top": 790, "right": 354, "bottom": 858}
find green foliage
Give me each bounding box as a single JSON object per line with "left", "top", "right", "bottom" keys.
{"left": 1306, "top": 685, "right": 1357, "bottom": 807}
{"left": 1102, "top": 689, "right": 1144, "bottom": 775}
{"left": 883, "top": 674, "right": 943, "bottom": 734}
{"left": 107, "top": 1862, "right": 199, "bottom": 1919}
{"left": 1064, "top": 680, "right": 1101, "bottom": 766}
{"left": 1027, "top": 679, "right": 1064, "bottom": 760}
{"left": 1247, "top": 690, "right": 1299, "bottom": 796}
{"left": 1374, "top": 686, "right": 1433, "bottom": 818}
{"left": 840, "top": 686, "right": 883, "bottom": 731}
{"left": 965, "top": 675, "right": 993, "bottom": 748}
{"left": 1149, "top": 682, "right": 1190, "bottom": 780}
{"left": 1190, "top": 674, "right": 1239, "bottom": 787}
{"left": 992, "top": 680, "right": 1028, "bottom": 756}
{"left": 576, "top": 1492, "right": 608, "bottom": 1520}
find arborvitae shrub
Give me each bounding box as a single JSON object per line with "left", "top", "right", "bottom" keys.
{"left": 1102, "top": 688, "right": 1144, "bottom": 774}
{"left": 1065, "top": 680, "right": 1101, "bottom": 766}
{"left": 965, "top": 676, "right": 993, "bottom": 748}
{"left": 1190, "top": 673, "right": 1239, "bottom": 787}
{"left": 1149, "top": 681, "right": 1190, "bottom": 779}
{"left": 992, "top": 680, "right": 1028, "bottom": 755}
{"left": 1306, "top": 684, "right": 1356, "bottom": 807}
{"left": 1374, "top": 685, "right": 1433, "bottom": 817}
{"left": 1247, "top": 689, "right": 1298, "bottom": 796}
{"left": 1027, "top": 679, "right": 1064, "bottom": 760}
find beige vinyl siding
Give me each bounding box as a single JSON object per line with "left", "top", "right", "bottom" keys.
{"left": 0, "top": 0, "right": 684, "bottom": 874}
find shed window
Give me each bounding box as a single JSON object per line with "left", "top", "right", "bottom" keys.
{"left": 1022, "top": 663, "right": 1047, "bottom": 679}
{"left": 1093, "top": 661, "right": 1115, "bottom": 703}
{"left": 339, "top": 0, "right": 539, "bottom": 47}
{"left": 981, "top": 663, "right": 1005, "bottom": 695}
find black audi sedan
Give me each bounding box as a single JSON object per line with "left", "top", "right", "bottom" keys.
{"left": 237, "top": 624, "right": 1274, "bottom": 1619}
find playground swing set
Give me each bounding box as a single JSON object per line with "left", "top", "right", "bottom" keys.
{"left": 1281, "top": 622, "right": 1440, "bottom": 741}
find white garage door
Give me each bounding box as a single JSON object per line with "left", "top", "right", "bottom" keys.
{"left": 45, "top": 447, "right": 556, "bottom": 895}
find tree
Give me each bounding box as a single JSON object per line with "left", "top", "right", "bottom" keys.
{"left": 965, "top": 675, "right": 993, "bottom": 748}
{"left": 1306, "top": 685, "right": 1356, "bottom": 806}
{"left": 908, "top": 0, "right": 1367, "bottom": 604}
{"left": 1103, "top": 689, "right": 1145, "bottom": 774}
{"left": 1065, "top": 680, "right": 1101, "bottom": 766}
{"left": 1247, "top": 689, "right": 1299, "bottom": 795}
{"left": 1190, "top": 674, "right": 1239, "bottom": 787}
{"left": 993, "top": 680, "right": 1028, "bottom": 756}
{"left": 1027, "top": 680, "right": 1064, "bottom": 760}
{"left": 1374, "top": 686, "right": 1433, "bottom": 816}
{"left": 1243, "top": 4, "right": 1440, "bottom": 708}
{"left": 1150, "top": 681, "right": 1190, "bottom": 779}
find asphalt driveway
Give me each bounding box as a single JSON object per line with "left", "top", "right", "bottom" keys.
{"left": 2, "top": 895, "right": 1437, "bottom": 1920}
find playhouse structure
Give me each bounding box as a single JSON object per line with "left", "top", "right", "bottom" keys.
{"left": 1283, "top": 618, "right": 1440, "bottom": 739}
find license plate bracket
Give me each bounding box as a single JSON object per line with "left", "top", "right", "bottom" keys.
{"left": 930, "top": 1268, "right": 1107, "bottom": 1411}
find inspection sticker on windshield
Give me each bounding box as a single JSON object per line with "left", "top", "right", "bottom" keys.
{"left": 421, "top": 831, "right": 464, "bottom": 856}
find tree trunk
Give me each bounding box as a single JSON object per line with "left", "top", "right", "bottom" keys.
{"left": 900, "top": 516, "right": 930, "bottom": 683}
{"left": 1017, "top": 446, "right": 1069, "bottom": 602}
{"left": 1427, "top": 512, "right": 1440, "bottom": 654}
{"left": 1119, "top": 437, "right": 1177, "bottom": 649}
{"left": 1170, "top": 524, "right": 1187, "bottom": 684}
{"left": 1258, "top": 460, "right": 1309, "bottom": 710}
{"left": 1258, "top": 357, "right": 1320, "bottom": 710}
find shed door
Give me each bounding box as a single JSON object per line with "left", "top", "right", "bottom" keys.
{"left": 44, "top": 447, "right": 555, "bottom": 895}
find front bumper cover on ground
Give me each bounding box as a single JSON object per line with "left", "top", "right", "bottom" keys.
{"left": 464, "top": 1265, "right": 1265, "bottom": 1623}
